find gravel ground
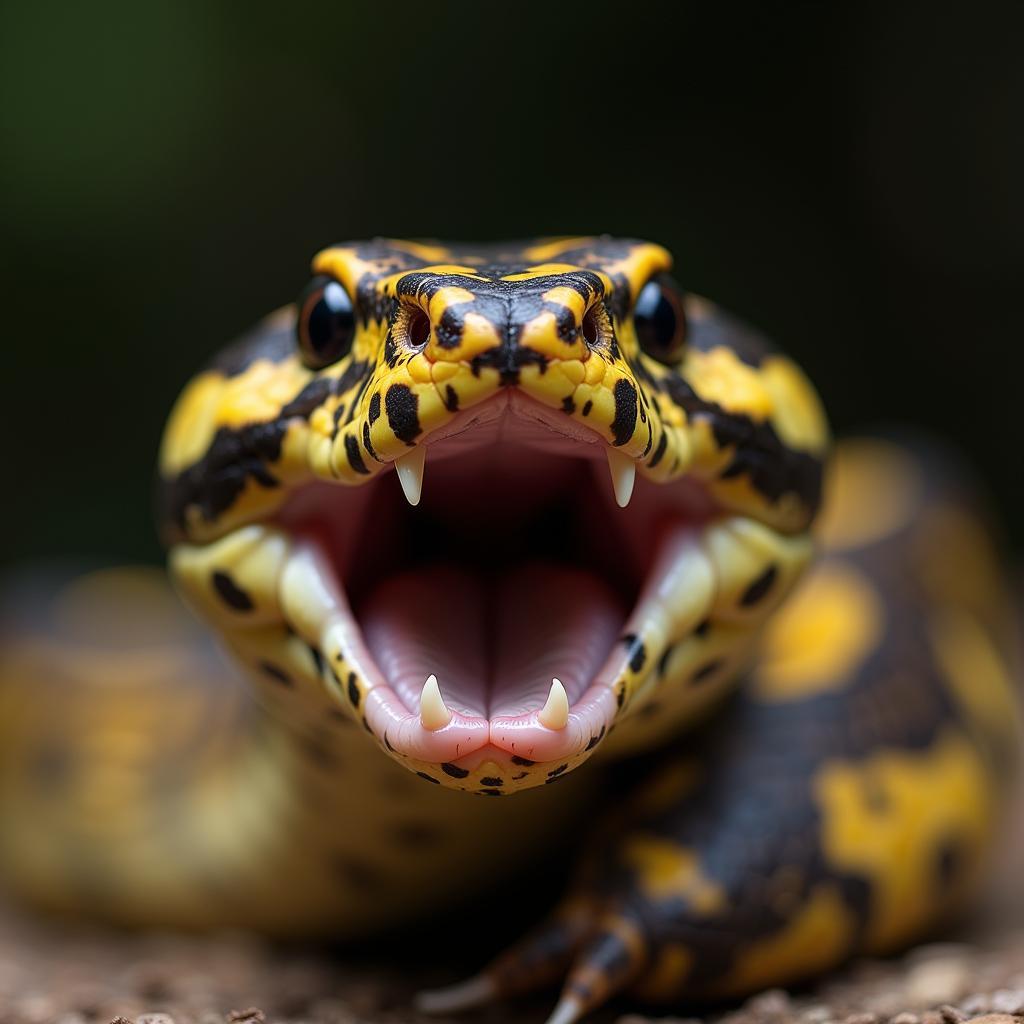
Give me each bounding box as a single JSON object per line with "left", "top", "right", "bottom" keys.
{"left": 1, "top": 915, "right": 1023, "bottom": 1024}
{"left": 1, "top": 780, "right": 1021, "bottom": 1024}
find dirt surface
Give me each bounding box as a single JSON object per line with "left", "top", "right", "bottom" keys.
{"left": 1, "top": 784, "right": 1021, "bottom": 1024}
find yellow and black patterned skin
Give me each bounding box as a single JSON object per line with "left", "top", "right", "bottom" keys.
{"left": 0, "top": 238, "right": 1019, "bottom": 1023}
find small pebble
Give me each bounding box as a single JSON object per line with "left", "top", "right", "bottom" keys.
{"left": 802, "top": 1005, "right": 834, "bottom": 1024}
{"left": 842, "top": 1013, "right": 879, "bottom": 1024}
{"left": 960, "top": 1016, "right": 1024, "bottom": 1024}
{"left": 905, "top": 958, "right": 972, "bottom": 1006}
{"left": 988, "top": 990, "right": 1024, "bottom": 1015}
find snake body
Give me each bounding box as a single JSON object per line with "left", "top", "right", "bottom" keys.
{"left": 0, "top": 238, "right": 1019, "bottom": 1021}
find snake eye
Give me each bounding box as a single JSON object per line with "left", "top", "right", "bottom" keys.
{"left": 296, "top": 274, "right": 356, "bottom": 369}
{"left": 634, "top": 274, "right": 687, "bottom": 364}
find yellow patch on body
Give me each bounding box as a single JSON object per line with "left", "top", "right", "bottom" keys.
{"left": 715, "top": 884, "right": 857, "bottom": 995}
{"left": 621, "top": 834, "right": 725, "bottom": 914}
{"left": 814, "top": 729, "right": 995, "bottom": 953}
{"left": 685, "top": 346, "right": 775, "bottom": 420}
{"left": 753, "top": 560, "right": 884, "bottom": 701}
{"left": 759, "top": 355, "right": 829, "bottom": 453}
{"left": 817, "top": 439, "right": 922, "bottom": 551}
{"left": 632, "top": 943, "right": 694, "bottom": 1001}
{"left": 929, "top": 607, "right": 1022, "bottom": 749}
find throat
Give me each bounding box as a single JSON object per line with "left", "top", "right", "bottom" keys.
{"left": 358, "top": 562, "right": 626, "bottom": 721}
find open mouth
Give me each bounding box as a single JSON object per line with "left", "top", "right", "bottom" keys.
{"left": 271, "top": 391, "right": 720, "bottom": 771}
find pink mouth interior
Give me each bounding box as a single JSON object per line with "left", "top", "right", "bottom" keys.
{"left": 277, "top": 392, "right": 715, "bottom": 768}
{"left": 360, "top": 564, "right": 624, "bottom": 721}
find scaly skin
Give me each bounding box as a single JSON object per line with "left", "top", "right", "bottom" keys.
{"left": 0, "top": 239, "right": 1018, "bottom": 1022}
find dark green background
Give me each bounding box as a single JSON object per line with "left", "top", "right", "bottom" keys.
{"left": 2, "top": 1, "right": 1022, "bottom": 568}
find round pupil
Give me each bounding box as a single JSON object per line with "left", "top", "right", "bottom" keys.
{"left": 307, "top": 280, "right": 354, "bottom": 356}
{"left": 634, "top": 279, "right": 681, "bottom": 358}
{"left": 299, "top": 276, "right": 354, "bottom": 364}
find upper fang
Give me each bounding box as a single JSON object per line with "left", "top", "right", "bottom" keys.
{"left": 396, "top": 446, "right": 426, "bottom": 506}
{"left": 605, "top": 447, "right": 636, "bottom": 508}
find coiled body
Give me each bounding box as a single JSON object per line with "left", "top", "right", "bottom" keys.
{"left": 0, "top": 238, "right": 1018, "bottom": 1021}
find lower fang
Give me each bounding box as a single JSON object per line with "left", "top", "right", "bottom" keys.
{"left": 538, "top": 677, "right": 569, "bottom": 730}
{"left": 419, "top": 673, "right": 452, "bottom": 731}
{"left": 605, "top": 447, "right": 636, "bottom": 508}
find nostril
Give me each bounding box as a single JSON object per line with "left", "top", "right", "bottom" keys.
{"left": 581, "top": 306, "right": 602, "bottom": 347}
{"left": 406, "top": 308, "right": 431, "bottom": 349}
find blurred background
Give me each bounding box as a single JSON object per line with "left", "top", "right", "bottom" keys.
{"left": 1, "top": 1, "right": 1021, "bottom": 569}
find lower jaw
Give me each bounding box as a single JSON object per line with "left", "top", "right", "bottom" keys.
{"left": 275, "top": 515, "right": 715, "bottom": 771}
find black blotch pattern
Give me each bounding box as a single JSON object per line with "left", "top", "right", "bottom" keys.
{"left": 160, "top": 361, "right": 370, "bottom": 537}
{"left": 610, "top": 378, "right": 638, "bottom": 446}
{"left": 936, "top": 837, "right": 965, "bottom": 886}
{"left": 344, "top": 433, "right": 370, "bottom": 474}
{"left": 302, "top": 738, "right": 337, "bottom": 769}
{"left": 692, "top": 659, "right": 724, "bottom": 684}
{"left": 212, "top": 571, "right": 254, "bottom": 611}
{"left": 622, "top": 633, "right": 647, "bottom": 673}
{"left": 362, "top": 421, "right": 379, "bottom": 462}
{"left": 480, "top": 776, "right": 504, "bottom": 787}
{"left": 478, "top": 788, "right": 503, "bottom": 797}
{"left": 694, "top": 618, "right": 711, "bottom": 637}
{"left": 444, "top": 384, "right": 459, "bottom": 411}
{"left": 511, "top": 755, "right": 535, "bottom": 766}
{"left": 740, "top": 565, "right": 778, "bottom": 607}
{"left": 657, "top": 645, "right": 675, "bottom": 678}
{"left": 561, "top": 395, "right": 576, "bottom": 414}
{"left": 368, "top": 391, "right": 381, "bottom": 423}
{"left": 547, "top": 763, "right": 569, "bottom": 778}
{"left": 585, "top": 725, "right": 606, "bottom": 751}
{"left": 347, "top": 673, "right": 360, "bottom": 708}
{"left": 385, "top": 384, "right": 421, "bottom": 443}
{"left": 441, "top": 762, "right": 470, "bottom": 779}
{"left": 649, "top": 429, "right": 669, "bottom": 468}
{"left": 307, "top": 644, "right": 324, "bottom": 678}
{"left": 259, "top": 661, "right": 292, "bottom": 687}
{"left": 581, "top": 400, "right": 593, "bottom": 417}
{"left": 660, "top": 373, "right": 823, "bottom": 515}
{"left": 416, "top": 771, "right": 441, "bottom": 784}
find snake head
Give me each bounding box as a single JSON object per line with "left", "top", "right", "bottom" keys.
{"left": 158, "top": 238, "right": 828, "bottom": 793}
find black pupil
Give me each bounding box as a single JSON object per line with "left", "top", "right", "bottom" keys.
{"left": 634, "top": 277, "right": 684, "bottom": 361}
{"left": 300, "top": 276, "right": 355, "bottom": 366}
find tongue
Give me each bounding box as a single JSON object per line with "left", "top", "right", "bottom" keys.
{"left": 358, "top": 563, "right": 626, "bottom": 722}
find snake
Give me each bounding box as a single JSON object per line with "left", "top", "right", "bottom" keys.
{"left": 0, "top": 237, "right": 1020, "bottom": 1023}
